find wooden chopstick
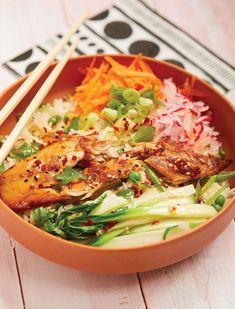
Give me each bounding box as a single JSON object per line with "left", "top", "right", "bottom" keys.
{"left": 0, "top": 36, "right": 80, "bottom": 165}
{"left": 0, "top": 13, "right": 87, "bottom": 127}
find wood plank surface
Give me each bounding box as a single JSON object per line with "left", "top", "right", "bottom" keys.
{"left": 0, "top": 1, "right": 234, "bottom": 308}
{"left": 14, "top": 241, "right": 145, "bottom": 309}
{"left": 0, "top": 228, "right": 24, "bottom": 309}
{"left": 139, "top": 223, "right": 235, "bottom": 309}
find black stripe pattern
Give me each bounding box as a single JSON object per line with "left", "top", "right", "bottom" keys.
{"left": 3, "top": 0, "right": 235, "bottom": 93}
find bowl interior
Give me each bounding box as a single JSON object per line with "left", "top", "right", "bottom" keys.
{"left": 1, "top": 54, "right": 234, "bottom": 183}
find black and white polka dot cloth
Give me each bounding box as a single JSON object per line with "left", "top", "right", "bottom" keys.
{"left": 4, "top": 0, "right": 235, "bottom": 94}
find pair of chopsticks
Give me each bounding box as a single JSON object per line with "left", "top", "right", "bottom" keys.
{"left": 0, "top": 14, "right": 88, "bottom": 165}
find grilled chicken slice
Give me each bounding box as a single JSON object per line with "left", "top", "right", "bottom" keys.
{"left": 0, "top": 136, "right": 141, "bottom": 210}
{"left": 61, "top": 158, "right": 142, "bottom": 200}
{"left": 0, "top": 133, "right": 230, "bottom": 210}
{"left": 0, "top": 136, "right": 85, "bottom": 210}
{"left": 129, "top": 142, "right": 231, "bottom": 185}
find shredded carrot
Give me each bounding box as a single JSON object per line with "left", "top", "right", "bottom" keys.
{"left": 73, "top": 55, "right": 164, "bottom": 115}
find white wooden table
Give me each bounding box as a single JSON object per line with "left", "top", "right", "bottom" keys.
{"left": 0, "top": 1, "right": 235, "bottom": 308}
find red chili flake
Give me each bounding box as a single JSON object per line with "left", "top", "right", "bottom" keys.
{"left": 87, "top": 219, "right": 94, "bottom": 226}
{"left": 33, "top": 160, "right": 42, "bottom": 167}
{"left": 96, "top": 104, "right": 105, "bottom": 112}
{"left": 132, "top": 186, "right": 142, "bottom": 198}
{"left": 71, "top": 155, "right": 77, "bottom": 161}
{"left": 132, "top": 123, "right": 139, "bottom": 131}
{"left": 29, "top": 184, "right": 35, "bottom": 189}
{"left": 43, "top": 127, "right": 48, "bottom": 133}
{"left": 152, "top": 220, "right": 159, "bottom": 225}
{"left": 123, "top": 118, "right": 129, "bottom": 131}
{"left": 38, "top": 183, "right": 44, "bottom": 189}
{"left": 144, "top": 117, "right": 153, "bottom": 126}
{"left": 47, "top": 140, "right": 55, "bottom": 146}
{"left": 194, "top": 125, "right": 204, "bottom": 142}
{"left": 90, "top": 130, "right": 98, "bottom": 136}
{"left": 57, "top": 130, "right": 64, "bottom": 135}
{"left": 113, "top": 126, "right": 119, "bottom": 132}
{"left": 39, "top": 143, "right": 44, "bottom": 149}
{"left": 104, "top": 220, "right": 116, "bottom": 231}
{"left": 40, "top": 164, "right": 47, "bottom": 172}
{"left": 27, "top": 170, "right": 34, "bottom": 177}
{"left": 61, "top": 156, "right": 68, "bottom": 166}
{"left": 135, "top": 83, "right": 144, "bottom": 91}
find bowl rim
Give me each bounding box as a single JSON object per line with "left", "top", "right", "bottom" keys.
{"left": 0, "top": 53, "right": 234, "bottom": 253}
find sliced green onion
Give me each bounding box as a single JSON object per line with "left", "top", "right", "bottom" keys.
{"left": 101, "top": 108, "right": 118, "bottom": 122}
{"left": 144, "top": 163, "right": 166, "bottom": 192}
{"left": 48, "top": 115, "right": 62, "bottom": 126}
{"left": 126, "top": 109, "right": 138, "bottom": 119}
{"left": 205, "top": 184, "right": 227, "bottom": 205}
{"left": 139, "top": 97, "right": 153, "bottom": 106}
{"left": 123, "top": 88, "right": 140, "bottom": 103}
{"left": 107, "top": 98, "right": 121, "bottom": 110}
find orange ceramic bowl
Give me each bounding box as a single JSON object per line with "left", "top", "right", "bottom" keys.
{"left": 0, "top": 55, "right": 235, "bottom": 274}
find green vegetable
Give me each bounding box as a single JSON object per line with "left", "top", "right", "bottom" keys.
{"left": 110, "top": 84, "right": 125, "bottom": 98}
{"left": 215, "top": 171, "right": 235, "bottom": 182}
{"left": 213, "top": 204, "right": 222, "bottom": 212}
{"left": 139, "top": 97, "right": 153, "bottom": 106}
{"left": 133, "top": 185, "right": 195, "bottom": 207}
{"left": 128, "top": 171, "right": 141, "bottom": 183}
{"left": 0, "top": 164, "right": 5, "bottom": 174}
{"left": 107, "top": 98, "right": 121, "bottom": 110}
{"left": 205, "top": 184, "right": 227, "bottom": 205}
{"left": 218, "top": 146, "right": 225, "bottom": 159}
{"left": 215, "top": 194, "right": 226, "bottom": 206}
{"left": 142, "top": 87, "right": 163, "bottom": 105}
{"left": 163, "top": 225, "right": 179, "bottom": 240}
{"left": 123, "top": 88, "right": 140, "bottom": 103}
{"left": 133, "top": 126, "right": 156, "bottom": 143}
{"left": 48, "top": 115, "right": 62, "bottom": 126}
{"left": 117, "top": 188, "right": 134, "bottom": 200}
{"left": 90, "top": 191, "right": 128, "bottom": 215}
{"left": 101, "top": 108, "right": 118, "bottom": 122}
{"left": 33, "top": 208, "right": 56, "bottom": 232}
{"left": 144, "top": 163, "right": 165, "bottom": 192}
{"left": 90, "top": 228, "right": 125, "bottom": 247}
{"left": 200, "top": 175, "right": 216, "bottom": 196}
{"left": 86, "top": 113, "right": 99, "bottom": 127}
{"left": 10, "top": 142, "right": 38, "bottom": 159}
{"left": 195, "top": 180, "right": 202, "bottom": 198}
{"left": 68, "top": 117, "right": 79, "bottom": 131}
{"left": 117, "top": 148, "right": 125, "bottom": 153}
{"left": 55, "top": 167, "right": 87, "bottom": 185}
{"left": 58, "top": 194, "right": 107, "bottom": 221}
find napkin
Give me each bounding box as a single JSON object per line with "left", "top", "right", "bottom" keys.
{"left": 4, "top": 0, "right": 235, "bottom": 94}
